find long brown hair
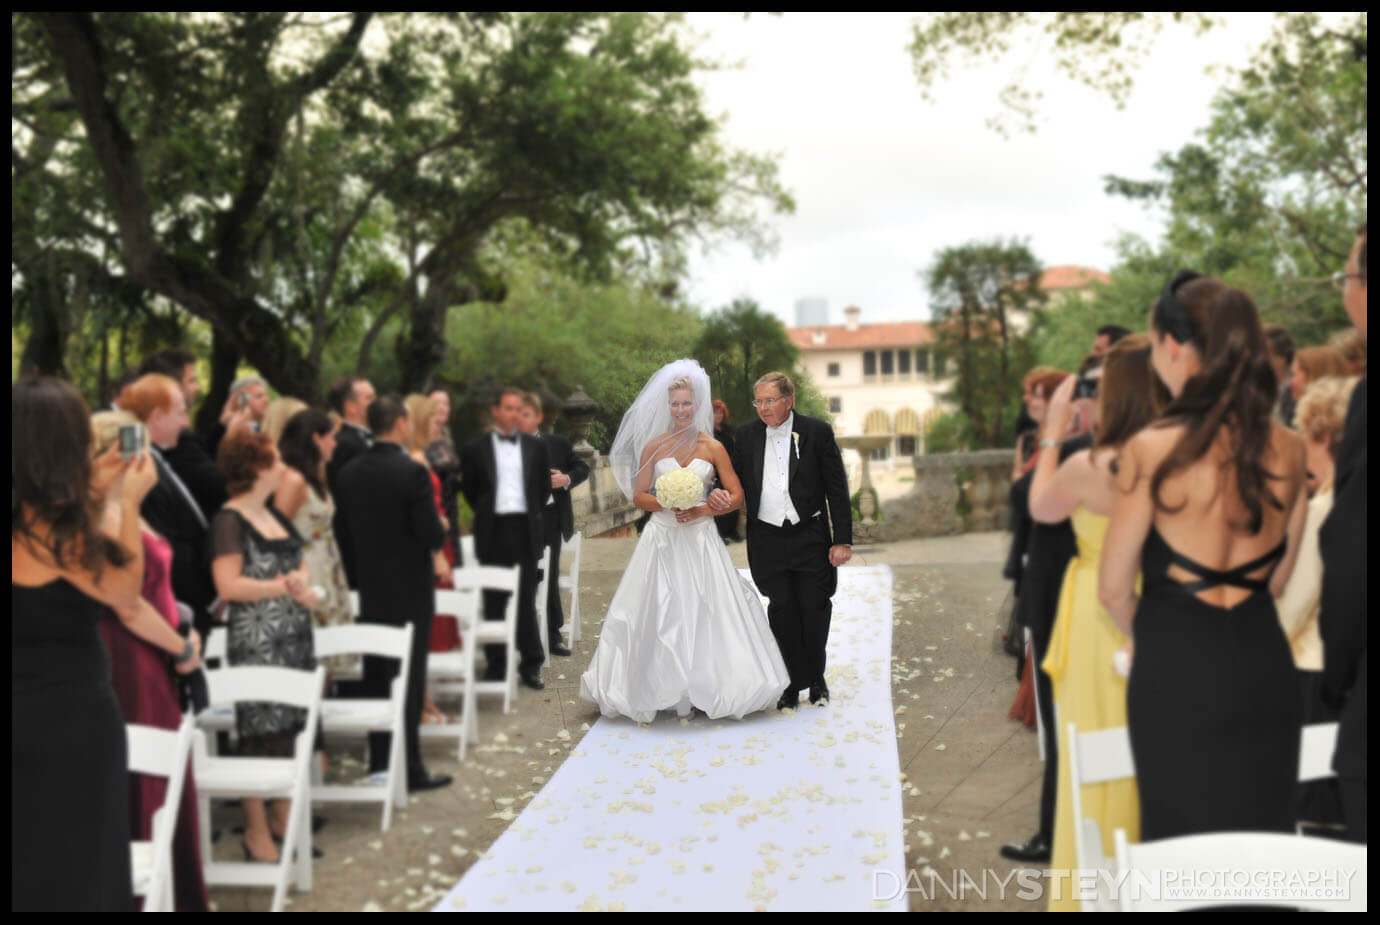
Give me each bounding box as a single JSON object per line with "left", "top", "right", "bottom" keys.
{"left": 1149, "top": 274, "right": 1283, "bottom": 533}
{"left": 12, "top": 378, "right": 129, "bottom": 577}
{"left": 1094, "top": 334, "right": 1169, "bottom": 453}
{"left": 1294, "top": 346, "right": 1351, "bottom": 386}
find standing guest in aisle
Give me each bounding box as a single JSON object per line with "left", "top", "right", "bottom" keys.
{"left": 334, "top": 396, "right": 453, "bottom": 792}
{"left": 1319, "top": 225, "right": 1367, "bottom": 844}
{"left": 1100, "top": 271, "right": 1308, "bottom": 840}
{"left": 326, "top": 375, "right": 376, "bottom": 586}
{"left": 461, "top": 387, "right": 552, "bottom": 690}
{"left": 137, "top": 347, "right": 239, "bottom": 519}
{"left": 520, "top": 391, "right": 590, "bottom": 656}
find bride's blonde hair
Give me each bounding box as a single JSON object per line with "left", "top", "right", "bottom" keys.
{"left": 667, "top": 376, "right": 694, "bottom": 394}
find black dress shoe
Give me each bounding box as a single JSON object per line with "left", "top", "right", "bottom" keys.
{"left": 776, "top": 690, "right": 799, "bottom": 711}
{"left": 999, "top": 835, "right": 1051, "bottom": 863}
{"left": 407, "top": 772, "right": 454, "bottom": 793}
{"left": 549, "top": 642, "right": 572, "bottom": 657}
{"left": 809, "top": 681, "right": 830, "bottom": 706}
{"left": 519, "top": 669, "right": 545, "bottom": 691}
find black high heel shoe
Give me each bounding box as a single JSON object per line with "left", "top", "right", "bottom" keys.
{"left": 269, "top": 831, "right": 324, "bottom": 859}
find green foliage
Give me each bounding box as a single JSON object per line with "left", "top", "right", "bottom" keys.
{"left": 691, "top": 298, "right": 827, "bottom": 425}
{"left": 923, "top": 240, "right": 1042, "bottom": 448}
{"left": 909, "top": 12, "right": 1218, "bottom": 134}
{"left": 923, "top": 410, "right": 971, "bottom": 455}
{"left": 850, "top": 486, "right": 882, "bottom": 523}
{"left": 12, "top": 12, "right": 791, "bottom": 416}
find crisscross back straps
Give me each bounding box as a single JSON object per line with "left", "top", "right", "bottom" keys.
{"left": 1161, "top": 538, "right": 1288, "bottom": 594}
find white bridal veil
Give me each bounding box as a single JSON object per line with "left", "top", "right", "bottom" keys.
{"left": 608, "top": 358, "right": 714, "bottom": 501}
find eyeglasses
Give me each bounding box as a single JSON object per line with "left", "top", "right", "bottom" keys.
{"left": 1332, "top": 271, "right": 1365, "bottom": 291}
{"left": 752, "top": 396, "right": 788, "bottom": 409}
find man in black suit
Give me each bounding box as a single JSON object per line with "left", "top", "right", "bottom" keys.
{"left": 460, "top": 387, "right": 552, "bottom": 690}
{"left": 334, "top": 395, "right": 451, "bottom": 792}
{"left": 137, "top": 347, "right": 237, "bottom": 521}
{"left": 127, "top": 373, "right": 221, "bottom": 641}
{"left": 1320, "top": 225, "right": 1367, "bottom": 843}
{"left": 326, "top": 375, "right": 376, "bottom": 588}
{"left": 711, "top": 371, "right": 852, "bottom": 710}
{"left": 519, "top": 392, "right": 591, "bottom": 656}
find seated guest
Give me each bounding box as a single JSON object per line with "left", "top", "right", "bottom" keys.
{"left": 1276, "top": 375, "right": 1359, "bottom": 830}
{"left": 211, "top": 430, "right": 322, "bottom": 863}
{"left": 13, "top": 377, "right": 154, "bottom": 910}
{"left": 90, "top": 411, "right": 210, "bottom": 911}
{"left": 120, "top": 374, "right": 218, "bottom": 642}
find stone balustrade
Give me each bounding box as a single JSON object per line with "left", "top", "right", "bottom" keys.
{"left": 571, "top": 456, "right": 643, "bottom": 537}
{"left": 874, "top": 449, "right": 1014, "bottom": 542}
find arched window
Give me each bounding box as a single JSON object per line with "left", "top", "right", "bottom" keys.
{"left": 863, "top": 409, "right": 891, "bottom": 435}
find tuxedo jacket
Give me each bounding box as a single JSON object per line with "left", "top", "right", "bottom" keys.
{"left": 539, "top": 432, "right": 590, "bottom": 542}
{"left": 1319, "top": 374, "right": 1366, "bottom": 778}
{"left": 733, "top": 412, "right": 852, "bottom": 548}
{"left": 460, "top": 432, "right": 552, "bottom": 562}
{"left": 141, "top": 452, "right": 217, "bottom": 626}
{"left": 334, "top": 442, "right": 446, "bottom": 627}
{"left": 327, "top": 422, "right": 372, "bottom": 586}
{"left": 161, "top": 428, "right": 227, "bottom": 521}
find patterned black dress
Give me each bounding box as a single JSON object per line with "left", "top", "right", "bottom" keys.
{"left": 211, "top": 508, "right": 317, "bottom": 756}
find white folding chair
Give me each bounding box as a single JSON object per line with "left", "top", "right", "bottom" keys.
{"left": 459, "top": 535, "right": 476, "bottom": 568}
{"left": 1299, "top": 722, "right": 1341, "bottom": 782}
{"left": 196, "top": 629, "right": 235, "bottom": 752}
{"left": 557, "top": 531, "right": 584, "bottom": 644}
{"left": 1114, "top": 828, "right": 1367, "bottom": 912}
{"left": 1066, "top": 722, "right": 1137, "bottom": 912}
{"left": 194, "top": 665, "right": 326, "bottom": 913}
{"left": 127, "top": 716, "right": 196, "bottom": 913}
{"left": 311, "top": 623, "right": 413, "bottom": 831}
{"left": 536, "top": 549, "right": 553, "bottom": 661}
{"left": 452, "top": 564, "right": 521, "bottom": 712}
{"left": 424, "top": 589, "right": 481, "bottom": 760}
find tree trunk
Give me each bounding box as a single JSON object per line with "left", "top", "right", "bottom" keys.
{"left": 196, "top": 327, "right": 242, "bottom": 443}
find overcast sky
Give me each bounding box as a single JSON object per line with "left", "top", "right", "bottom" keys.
{"left": 681, "top": 12, "right": 1284, "bottom": 326}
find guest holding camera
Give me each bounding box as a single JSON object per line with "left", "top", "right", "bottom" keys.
{"left": 12, "top": 377, "right": 156, "bottom": 910}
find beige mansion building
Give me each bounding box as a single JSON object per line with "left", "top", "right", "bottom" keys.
{"left": 790, "top": 266, "right": 1108, "bottom": 462}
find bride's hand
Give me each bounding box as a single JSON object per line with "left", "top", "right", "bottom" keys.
{"left": 674, "top": 505, "right": 707, "bottom": 524}
{"left": 705, "top": 488, "right": 732, "bottom": 513}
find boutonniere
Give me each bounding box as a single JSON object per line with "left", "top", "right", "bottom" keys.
{"left": 792, "top": 431, "right": 800, "bottom": 459}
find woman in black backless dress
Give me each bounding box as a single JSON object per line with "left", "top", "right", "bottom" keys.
{"left": 11, "top": 378, "right": 161, "bottom": 910}
{"left": 1100, "top": 273, "right": 1309, "bottom": 841}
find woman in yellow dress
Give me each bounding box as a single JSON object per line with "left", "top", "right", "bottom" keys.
{"left": 1029, "top": 335, "right": 1168, "bottom": 911}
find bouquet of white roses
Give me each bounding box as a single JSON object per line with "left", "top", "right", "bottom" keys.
{"left": 654, "top": 466, "right": 705, "bottom": 510}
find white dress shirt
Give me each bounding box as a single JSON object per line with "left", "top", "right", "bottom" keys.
{"left": 493, "top": 431, "right": 527, "bottom": 515}
{"left": 758, "top": 412, "right": 801, "bottom": 527}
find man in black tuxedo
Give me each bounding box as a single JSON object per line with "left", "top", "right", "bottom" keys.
{"left": 711, "top": 371, "right": 852, "bottom": 710}
{"left": 519, "top": 392, "right": 590, "bottom": 656}
{"left": 137, "top": 347, "right": 235, "bottom": 521}
{"left": 334, "top": 395, "right": 452, "bottom": 792}
{"left": 326, "top": 375, "right": 376, "bottom": 588}
{"left": 461, "top": 387, "right": 552, "bottom": 690}
{"left": 127, "top": 374, "right": 220, "bottom": 641}
{"left": 1319, "top": 225, "right": 1367, "bottom": 843}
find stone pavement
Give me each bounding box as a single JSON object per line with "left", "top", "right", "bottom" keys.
{"left": 209, "top": 531, "right": 1046, "bottom": 912}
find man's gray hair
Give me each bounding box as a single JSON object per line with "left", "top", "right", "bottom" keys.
{"left": 753, "top": 371, "right": 795, "bottom": 398}
{"left": 230, "top": 375, "right": 267, "bottom": 395}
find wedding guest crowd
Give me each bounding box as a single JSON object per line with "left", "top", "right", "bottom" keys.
{"left": 996, "top": 226, "right": 1369, "bottom": 910}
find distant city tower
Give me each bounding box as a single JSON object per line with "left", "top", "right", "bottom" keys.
{"left": 795, "top": 297, "right": 828, "bottom": 327}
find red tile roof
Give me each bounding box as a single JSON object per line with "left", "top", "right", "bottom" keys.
{"left": 1039, "top": 265, "right": 1110, "bottom": 290}
{"left": 788, "top": 320, "right": 935, "bottom": 351}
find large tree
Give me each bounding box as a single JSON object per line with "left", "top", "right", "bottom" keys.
{"left": 692, "top": 298, "right": 826, "bottom": 427}
{"left": 14, "top": 12, "right": 790, "bottom": 432}
{"left": 924, "top": 241, "right": 1042, "bottom": 448}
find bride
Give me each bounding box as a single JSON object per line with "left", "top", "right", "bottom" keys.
{"left": 580, "top": 359, "right": 790, "bottom": 723}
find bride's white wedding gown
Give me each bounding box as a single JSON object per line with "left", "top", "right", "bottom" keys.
{"left": 580, "top": 458, "right": 790, "bottom": 723}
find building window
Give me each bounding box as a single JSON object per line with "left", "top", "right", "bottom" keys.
{"left": 934, "top": 352, "right": 948, "bottom": 377}
{"left": 916, "top": 348, "right": 930, "bottom": 374}
{"left": 827, "top": 362, "right": 840, "bottom": 378}
{"left": 880, "top": 350, "right": 894, "bottom": 375}
{"left": 898, "top": 435, "right": 917, "bottom": 457}
{"left": 863, "top": 351, "right": 877, "bottom": 376}
{"left": 898, "top": 350, "right": 911, "bottom": 375}
{"left": 870, "top": 444, "right": 890, "bottom": 462}
{"left": 828, "top": 396, "right": 841, "bottom": 414}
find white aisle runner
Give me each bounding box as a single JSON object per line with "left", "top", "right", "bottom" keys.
{"left": 434, "top": 566, "right": 905, "bottom": 912}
